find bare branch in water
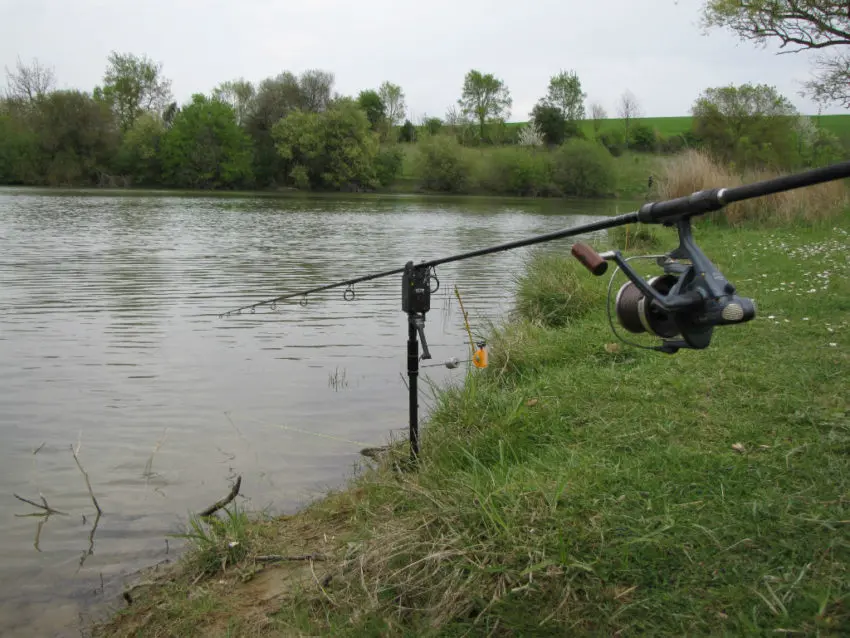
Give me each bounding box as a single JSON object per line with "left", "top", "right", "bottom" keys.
{"left": 13, "top": 493, "right": 67, "bottom": 516}
{"left": 198, "top": 475, "right": 242, "bottom": 517}
{"left": 70, "top": 444, "right": 103, "bottom": 515}
{"left": 32, "top": 442, "right": 46, "bottom": 455}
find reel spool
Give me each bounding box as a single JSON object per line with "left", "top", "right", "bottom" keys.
{"left": 614, "top": 274, "right": 679, "bottom": 339}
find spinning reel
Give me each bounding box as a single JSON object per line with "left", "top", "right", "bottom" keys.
{"left": 572, "top": 216, "right": 757, "bottom": 354}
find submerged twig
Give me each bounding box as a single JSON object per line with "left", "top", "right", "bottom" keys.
{"left": 143, "top": 428, "right": 169, "bottom": 480}
{"left": 198, "top": 475, "right": 242, "bottom": 517}
{"left": 71, "top": 444, "right": 103, "bottom": 515}
{"left": 78, "top": 511, "right": 102, "bottom": 571}
{"left": 34, "top": 516, "right": 47, "bottom": 551}
{"left": 13, "top": 493, "right": 67, "bottom": 516}
{"left": 32, "top": 442, "right": 46, "bottom": 455}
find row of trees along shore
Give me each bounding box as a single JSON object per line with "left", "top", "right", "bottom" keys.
{"left": 0, "top": 52, "right": 847, "bottom": 195}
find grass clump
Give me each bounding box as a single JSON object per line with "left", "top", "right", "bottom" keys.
{"left": 654, "top": 149, "right": 848, "bottom": 226}
{"left": 513, "top": 250, "right": 606, "bottom": 327}
{"left": 176, "top": 504, "right": 252, "bottom": 577}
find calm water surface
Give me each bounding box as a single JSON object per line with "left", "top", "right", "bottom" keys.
{"left": 0, "top": 188, "right": 624, "bottom": 636}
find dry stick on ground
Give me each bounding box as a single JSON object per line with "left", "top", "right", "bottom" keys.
{"left": 13, "top": 493, "right": 67, "bottom": 516}
{"left": 71, "top": 444, "right": 103, "bottom": 515}
{"left": 198, "top": 475, "right": 242, "bottom": 517}
{"left": 255, "top": 553, "right": 327, "bottom": 563}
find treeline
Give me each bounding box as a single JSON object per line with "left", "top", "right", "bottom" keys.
{"left": 0, "top": 53, "right": 845, "bottom": 194}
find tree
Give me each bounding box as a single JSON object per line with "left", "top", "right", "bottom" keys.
{"left": 115, "top": 112, "right": 166, "bottom": 184}
{"left": 692, "top": 83, "right": 799, "bottom": 168}
{"left": 702, "top": 1, "right": 850, "bottom": 107}
{"left": 357, "top": 90, "right": 386, "bottom": 130}
{"left": 517, "top": 121, "right": 544, "bottom": 146}
{"left": 100, "top": 51, "right": 173, "bottom": 131}
{"left": 298, "top": 69, "right": 334, "bottom": 112}
{"left": 273, "top": 98, "right": 379, "bottom": 190}
{"left": 4, "top": 56, "right": 55, "bottom": 101}
{"left": 244, "top": 71, "right": 305, "bottom": 185}
{"left": 543, "top": 70, "right": 586, "bottom": 121}
{"left": 378, "top": 81, "right": 406, "bottom": 126}
{"left": 160, "top": 94, "right": 253, "bottom": 189}
{"left": 212, "top": 78, "right": 256, "bottom": 126}
{"left": 530, "top": 103, "right": 567, "bottom": 146}
{"left": 0, "top": 112, "right": 41, "bottom": 183}
{"left": 617, "top": 90, "right": 642, "bottom": 146}
{"left": 458, "top": 70, "right": 512, "bottom": 141}
{"left": 589, "top": 102, "right": 607, "bottom": 135}
{"left": 423, "top": 117, "right": 443, "bottom": 136}
{"left": 31, "top": 90, "right": 121, "bottom": 185}
{"left": 398, "top": 119, "right": 417, "bottom": 143}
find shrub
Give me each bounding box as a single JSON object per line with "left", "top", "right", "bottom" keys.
{"left": 289, "top": 164, "right": 310, "bottom": 190}
{"left": 424, "top": 117, "right": 442, "bottom": 136}
{"left": 659, "top": 134, "right": 688, "bottom": 155}
{"left": 598, "top": 129, "right": 625, "bottom": 157}
{"left": 631, "top": 124, "right": 658, "bottom": 153}
{"left": 414, "top": 135, "right": 473, "bottom": 193}
{"left": 477, "top": 147, "right": 552, "bottom": 196}
{"left": 552, "top": 139, "right": 617, "bottom": 197}
{"left": 399, "top": 119, "right": 417, "bottom": 143}
{"left": 375, "top": 145, "right": 404, "bottom": 186}
{"left": 514, "top": 251, "right": 604, "bottom": 327}
{"left": 654, "top": 149, "right": 848, "bottom": 226}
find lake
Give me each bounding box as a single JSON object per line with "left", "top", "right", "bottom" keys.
{"left": 0, "top": 188, "right": 629, "bottom": 636}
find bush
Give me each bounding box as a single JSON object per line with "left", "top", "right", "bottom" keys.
{"left": 654, "top": 149, "right": 848, "bottom": 226}
{"left": 289, "top": 164, "right": 310, "bottom": 190}
{"left": 424, "top": 117, "right": 442, "bottom": 136}
{"left": 631, "top": 124, "right": 658, "bottom": 153}
{"left": 552, "top": 139, "right": 617, "bottom": 197}
{"left": 514, "top": 251, "right": 604, "bottom": 327}
{"left": 598, "top": 129, "right": 625, "bottom": 157}
{"left": 476, "top": 147, "right": 552, "bottom": 196}
{"left": 399, "top": 119, "right": 417, "bottom": 143}
{"left": 414, "top": 135, "right": 473, "bottom": 193}
{"left": 375, "top": 145, "right": 404, "bottom": 186}
{"left": 659, "top": 134, "right": 688, "bottom": 154}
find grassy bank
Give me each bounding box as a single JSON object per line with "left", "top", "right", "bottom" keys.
{"left": 95, "top": 206, "right": 850, "bottom": 637}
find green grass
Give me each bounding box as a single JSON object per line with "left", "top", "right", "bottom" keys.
{"left": 96, "top": 213, "right": 850, "bottom": 637}
{"left": 507, "top": 114, "right": 850, "bottom": 141}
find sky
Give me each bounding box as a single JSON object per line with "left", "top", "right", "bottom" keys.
{"left": 0, "top": 0, "right": 846, "bottom": 120}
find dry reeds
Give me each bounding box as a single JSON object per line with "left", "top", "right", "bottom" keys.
{"left": 652, "top": 149, "right": 848, "bottom": 226}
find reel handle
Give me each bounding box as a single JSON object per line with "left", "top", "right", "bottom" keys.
{"left": 571, "top": 243, "right": 608, "bottom": 276}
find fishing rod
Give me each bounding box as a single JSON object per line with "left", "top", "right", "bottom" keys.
{"left": 221, "top": 159, "right": 850, "bottom": 462}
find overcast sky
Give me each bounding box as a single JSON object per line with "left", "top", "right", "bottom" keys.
{"left": 1, "top": 0, "right": 845, "bottom": 120}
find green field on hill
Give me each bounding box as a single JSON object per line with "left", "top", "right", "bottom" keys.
{"left": 509, "top": 114, "right": 850, "bottom": 141}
